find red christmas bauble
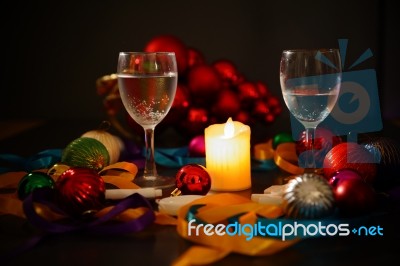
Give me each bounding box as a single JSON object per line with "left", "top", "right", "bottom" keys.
{"left": 252, "top": 99, "right": 271, "bottom": 118}
{"left": 187, "top": 47, "right": 206, "bottom": 68}
{"left": 267, "top": 96, "right": 280, "bottom": 109}
{"left": 187, "top": 64, "right": 222, "bottom": 104}
{"left": 255, "top": 81, "right": 270, "bottom": 98}
{"left": 234, "top": 110, "right": 252, "bottom": 125}
{"left": 56, "top": 167, "right": 106, "bottom": 217}
{"left": 212, "top": 59, "right": 241, "bottom": 86}
{"left": 144, "top": 34, "right": 188, "bottom": 74}
{"left": 264, "top": 113, "right": 276, "bottom": 124}
{"left": 181, "top": 107, "right": 210, "bottom": 137}
{"left": 161, "top": 83, "right": 190, "bottom": 126}
{"left": 237, "top": 82, "right": 260, "bottom": 105}
{"left": 296, "top": 127, "right": 342, "bottom": 167}
{"left": 175, "top": 164, "right": 211, "bottom": 195}
{"left": 328, "top": 168, "right": 362, "bottom": 187}
{"left": 212, "top": 89, "right": 241, "bottom": 120}
{"left": 323, "top": 142, "right": 377, "bottom": 183}
{"left": 188, "top": 135, "right": 205, "bottom": 157}
{"left": 329, "top": 168, "right": 376, "bottom": 215}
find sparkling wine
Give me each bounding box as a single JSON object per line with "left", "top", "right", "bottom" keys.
{"left": 118, "top": 74, "right": 177, "bottom": 127}
{"left": 283, "top": 89, "right": 339, "bottom": 127}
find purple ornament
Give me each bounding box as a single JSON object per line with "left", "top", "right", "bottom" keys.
{"left": 188, "top": 135, "right": 205, "bottom": 157}
{"left": 328, "top": 168, "right": 362, "bottom": 187}
{"left": 175, "top": 164, "right": 211, "bottom": 195}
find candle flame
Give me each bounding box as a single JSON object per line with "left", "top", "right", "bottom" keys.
{"left": 224, "top": 117, "right": 234, "bottom": 138}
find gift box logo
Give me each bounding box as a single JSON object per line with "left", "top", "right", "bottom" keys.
{"left": 289, "top": 39, "right": 382, "bottom": 166}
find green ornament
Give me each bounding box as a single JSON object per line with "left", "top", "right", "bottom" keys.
{"left": 62, "top": 137, "right": 110, "bottom": 172}
{"left": 273, "top": 132, "right": 294, "bottom": 149}
{"left": 17, "top": 172, "right": 55, "bottom": 200}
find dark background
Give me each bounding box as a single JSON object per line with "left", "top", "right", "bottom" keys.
{"left": 1, "top": 0, "right": 399, "bottom": 122}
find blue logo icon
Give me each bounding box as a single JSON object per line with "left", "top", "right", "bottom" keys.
{"left": 289, "top": 39, "right": 382, "bottom": 167}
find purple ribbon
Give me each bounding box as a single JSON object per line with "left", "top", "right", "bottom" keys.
{"left": 23, "top": 188, "right": 155, "bottom": 234}
{"left": 1, "top": 188, "right": 155, "bottom": 263}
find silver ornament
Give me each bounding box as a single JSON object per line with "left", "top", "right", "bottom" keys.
{"left": 283, "top": 173, "right": 334, "bottom": 219}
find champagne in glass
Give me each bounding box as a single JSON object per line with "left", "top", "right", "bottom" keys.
{"left": 117, "top": 52, "right": 177, "bottom": 188}
{"left": 280, "top": 49, "right": 341, "bottom": 169}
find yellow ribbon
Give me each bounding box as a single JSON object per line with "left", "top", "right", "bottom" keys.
{"left": 254, "top": 139, "right": 304, "bottom": 175}
{"left": 173, "top": 193, "right": 298, "bottom": 265}
{"left": 273, "top": 143, "right": 304, "bottom": 175}
{"left": 254, "top": 139, "right": 275, "bottom": 160}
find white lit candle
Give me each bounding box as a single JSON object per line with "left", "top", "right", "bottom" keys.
{"left": 205, "top": 117, "right": 251, "bottom": 191}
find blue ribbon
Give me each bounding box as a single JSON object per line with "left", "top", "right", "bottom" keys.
{"left": 0, "top": 147, "right": 276, "bottom": 174}
{"left": 0, "top": 149, "right": 62, "bottom": 174}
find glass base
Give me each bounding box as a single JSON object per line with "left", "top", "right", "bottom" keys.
{"left": 133, "top": 175, "right": 175, "bottom": 189}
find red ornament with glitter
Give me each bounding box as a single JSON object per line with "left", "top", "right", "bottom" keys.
{"left": 56, "top": 167, "right": 106, "bottom": 217}
{"left": 323, "top": 142, "right": 377, "bottom": 183}
{"left": 175, "top": 164, "right": 211, "bottom": 195}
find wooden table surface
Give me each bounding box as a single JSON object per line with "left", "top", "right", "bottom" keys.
{"left": 1, "top": 118, "right": 400, "bottom": 266}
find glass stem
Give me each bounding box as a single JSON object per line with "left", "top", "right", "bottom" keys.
{"left": 143, "top": 126, "right": 157, "bottom": 178}
{"left": 305, "top": 126, "right": 316, "bottom": 169}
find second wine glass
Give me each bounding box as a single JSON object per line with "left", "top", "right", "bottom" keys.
{"left": 280, "top": 49, "right": 342, "bottom": 170}
{"left": 117, "top": 52, "right": 178, "bottom": 188}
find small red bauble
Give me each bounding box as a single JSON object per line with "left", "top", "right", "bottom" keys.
{"left": 255, "top": 81, "right": 270, "bottom": 98}
{"left": 187, "top": 47, "right": 205, "bottom": 68}
{"left": 175, "top": 164, "right": 211, "bottom": 195}
{"left": 188, "top": 135, "right": 206, "bottom": 157}
{"left": 252, "top": 99, "right": 271, "bottom": 118}
{"left": 267, "top": 96, "right": 280, "bottom": 109}
{"left": 212, "top": 89, "right": 241, "bottom": 120}
{"left": 237, "top": 82, "right": 260, "bottom": 104}
{"left": 181, "top": 107, "right": 210, "bottom": 137}
{"left": 329, "top": 168, "right": 376, "bottom": 215}
{"left": 323, "top": 142, "right": 377, "bottom": 183}
{"left": 187, "top": 64, "right": 222, "bottom": 103}
{"left": 161, "top": 83, "right": 190, "bottom": 126}
{"left": 234, "top": 110, "right": 252, "bottom": 125}
{"left": 328, "top": 168, "right": 362, "bottom": 187}
{"left": 212, "top": 59, "right": 240, "bottom": 85}
{"left": 56, "top": 167, "right": 106, "bottom": 217}
{"left": 144, "top": 34, "right": 188, "bottom": 74}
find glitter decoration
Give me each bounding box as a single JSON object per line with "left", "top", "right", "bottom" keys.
{"left": 62, "top": 137, "right": 110, "bottom": 172}
{"left": 283, "top": 173, "right": 334, "bottom": 219}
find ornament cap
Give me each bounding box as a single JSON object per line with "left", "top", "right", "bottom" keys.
{"left": 171, "top": 188, "right": 182, "bottom": 197}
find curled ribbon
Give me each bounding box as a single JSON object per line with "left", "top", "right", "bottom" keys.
{"left": 254, "top": 140, "right": 304, "bottom": 175}
{"left": 173, "top": 193, "right": 298, "bottom": 265}
{"left": 273, "top": 143, "right": 304, "bottom": 175}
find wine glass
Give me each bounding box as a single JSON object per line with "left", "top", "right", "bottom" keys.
{"left": 280, "top": 49, "right": 341, "bottom": 170}
{"left": 117, "top": 52, "right": 177, "bottom": 188}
